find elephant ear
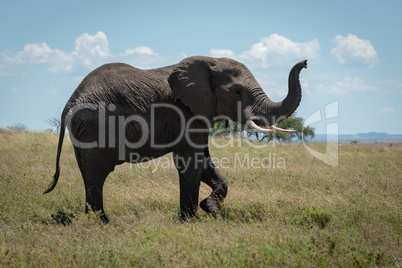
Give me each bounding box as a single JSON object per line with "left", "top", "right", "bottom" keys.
{"left": 168, "top": 57, "right": 216, "bottom": 121}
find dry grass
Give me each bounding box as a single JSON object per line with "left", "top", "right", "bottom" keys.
{"left": 0, "top": 130, "right": 401, "bottom": 267}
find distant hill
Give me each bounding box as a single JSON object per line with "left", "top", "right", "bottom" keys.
{"left": 313, "top": 132, "right": 402, "bottom": 144}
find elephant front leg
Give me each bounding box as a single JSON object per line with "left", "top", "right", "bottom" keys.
{"left": 173, "top": 151, "right": 202, "bottom": 220}
{"left": 200, "top": 147, "right": 228, "bottom": 216}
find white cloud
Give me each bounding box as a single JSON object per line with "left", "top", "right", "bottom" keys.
{"left": 123, "top": 46, "right": 156, "bottom": 56}
{"left": 0, "top": 31, "right": 164, "bottom": 74}
{"left": 210, "top": 34, "right": 320, "bottom": 68}
{"left": 2, "top": 43, "right": 74, "bottom": 73}
{"left": 378, "top": 107, "right": 394, "bottom": 116}
{"left": 72, "top": 31, "right": 110, "bottom": 68}
{"left": 120, "top": 46, "right": 165, "bottom": 69}
{"left": 240, "top": 34, "right": 320, "bottom": 68}
{"left": 317, "top": 77, "right": 378, "bottom": 95}
{"left": 330, "top": 34, "right": 378, "bottom": 67}
{"left": 209, "top": 49, "right": 236, "bottom": 58}
{"left": 2, "top": 33, "right": 318, "bottom": 75}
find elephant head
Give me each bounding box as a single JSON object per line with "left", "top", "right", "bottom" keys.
{"left": 168, "top": 56, "right": 307, "bottom": 133}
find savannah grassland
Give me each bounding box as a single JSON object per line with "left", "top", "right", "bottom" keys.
{"left": 0, "top": 130, "right": 401, "bottom": 267}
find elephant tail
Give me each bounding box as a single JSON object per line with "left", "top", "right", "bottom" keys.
{"left": 44, "top": 109, "right": 68, "bottom": 194}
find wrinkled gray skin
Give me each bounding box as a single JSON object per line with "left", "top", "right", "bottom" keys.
{"left": 44, "top": 56, "right": 307, "bottom": 222}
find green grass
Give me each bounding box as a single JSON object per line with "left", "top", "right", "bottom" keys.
{"left": 0, "top": 129, "right": 401, "bottom": 267}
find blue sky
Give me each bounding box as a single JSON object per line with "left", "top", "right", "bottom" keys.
{"left": 1, "top": 0, "right": 401, "bottom": 134}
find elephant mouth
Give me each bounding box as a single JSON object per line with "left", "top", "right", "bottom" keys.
{"left": 247, "top": 118, "right": 296, "bottom": 134}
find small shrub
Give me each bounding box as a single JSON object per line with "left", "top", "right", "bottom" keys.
{"left": 51, "top": 210, "right": 75, "bottom": 226}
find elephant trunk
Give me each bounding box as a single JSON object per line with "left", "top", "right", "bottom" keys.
{"left": 247, "top": 60, "right": 307, "bottom": 133}
{"left": 266, "top": 59, "right": 307, "bottom": 123}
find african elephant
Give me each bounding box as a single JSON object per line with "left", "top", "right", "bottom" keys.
{"left": 44, "top": 56, "right": 307, "bottom": 222}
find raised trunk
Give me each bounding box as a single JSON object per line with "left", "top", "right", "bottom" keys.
{"left": 264, "top": 60, "right": 307, "bottom": 125}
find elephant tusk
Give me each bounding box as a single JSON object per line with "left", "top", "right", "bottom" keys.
{"left": 247, "top": 120, "right": 296, "bottom": 134}
{"left": 247, "top": 120, "right": 274, "bottom": 133}
{"left": 266, "top": 125, "right": 296, "bottom": 134}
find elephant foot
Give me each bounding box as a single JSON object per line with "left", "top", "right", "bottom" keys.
{"left": 85, "top": 205, "right": 110, "bottom": 224}
{"left": 200, "top": 194, "right": 222, "bottom": 216}
{"left": 99, "top": 213, "right": 110, "bottom": 224}
{"left": 179, "top": 209, "right": 199, "bottom": 222}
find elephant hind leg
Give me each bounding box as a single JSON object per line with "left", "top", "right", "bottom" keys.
{"left": 85, "top": 180, "right": 109, "bottom": 223}
{"left": 75, "top": 148, "right": 114, "bottom": 223}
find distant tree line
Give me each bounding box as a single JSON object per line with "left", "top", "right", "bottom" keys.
{"left": 6, "top": 123, "right": 28, "bottom": 132}
{"left": 5, "top": 118, "right": 61, "bottom": 133}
